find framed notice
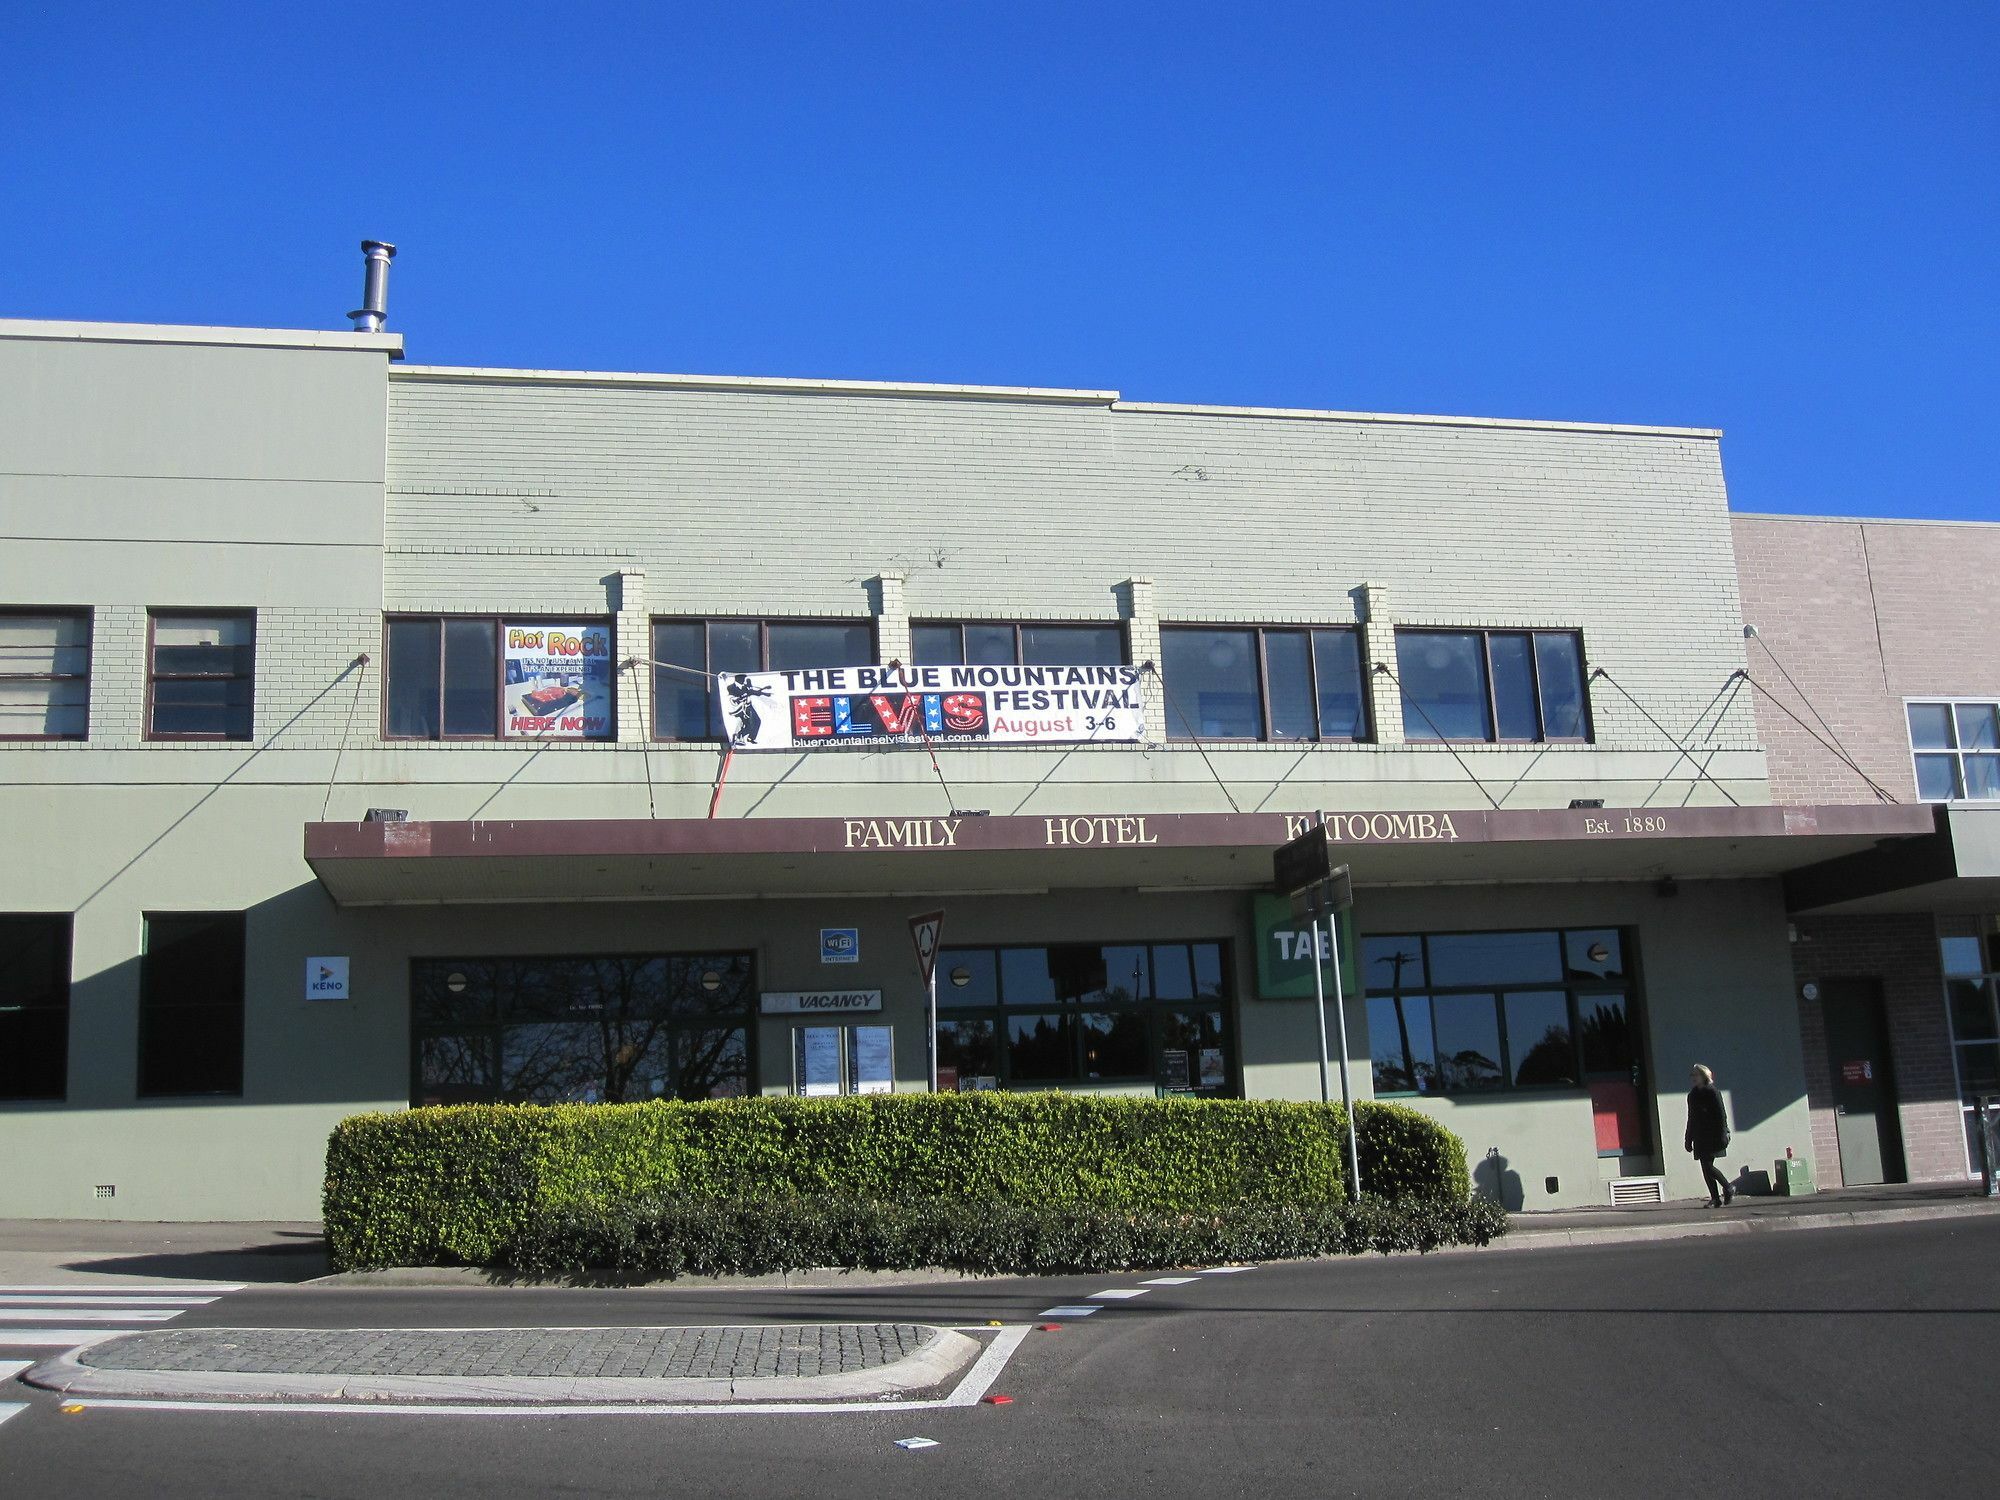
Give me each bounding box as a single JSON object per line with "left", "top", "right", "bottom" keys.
{"left": 791, "top": 1024, "right": 897, "bottom": 1096}
{"left": 793, "top": 1026, "right": 844, "bottom": 1097}
{"left": 848, "top": 1026, "right": 895, "bottom": 1095}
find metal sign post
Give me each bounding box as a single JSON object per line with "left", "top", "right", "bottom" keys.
{"left": 908, "top": 909, "right": 945, "bottom": 1093}
{"left": 1275, "top": 818, "right": 1363, "bottom": 1200}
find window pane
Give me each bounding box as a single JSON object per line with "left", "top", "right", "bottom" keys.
{"left": 1966, "top": 755, "right": 2000, "bottom": 800}
{"left": 1312, "top": 629, "right": 1366, "bottom": 739}
{"left": 1006, "top": 1012, "right": 1075, "bottom": 1081}
{"left": 653, "top": 621, "right": 710, "bottom": 739}
{"left": 1505, "top": 990, "right": 1576, "bottom": 1086}
{"left": 501, "top": 1021, "right": 605, "bottom": 1102}
{"left": 1432, "top": 993, "right": 1503, "bottom": 1092}
{"left": 0, "top": 613, "right": 88, "bottom": 675}
{"left": 964, "top": 625, "right": 1016, "bottom": 665}
{"left": 1958, "top": 1041, "right": 2000, "bottom": 1095}
{"left": 767, "top": 622, "right": 873, "bottom": 670}
{"left": 1915, "top": 754, "right": 1963, "bottom": 801}
{"left": 1363, "top": 936, "right": 1427, "bottom": 991}
{"left": 1081, "top": 1011, "right": 1150, "bottom": 1078}
{"left": 1397, "top": 632, "right": 1491, "bottom": 741}
{"left": 1021, "top": 624, "right": 1123, "bottom": 666}
{"left": 709, "top": 621, "right": 760, "bottom": 674}
{"left": 1047, "top": 944, "right": 1111, "bottom": 1001}
{"left": 0, "top": 915, "right": 69, "bottom": 1101}
{"left": 911, "top": 625, "right": 964, "bottom": 666}
{"left": 152, "top": 614, "right": 252, "bottom": 677}
{"left": 1489, "top": 633, "right": 1540, "bottom": 740}
{"left": 151, "top": 678, "right": 252, "bottom": 738}
{"left": 1940, "top": 936, "right": 1987, "bottom": 976}
{"left": 938, "top": 1018, "right": 997, "bottom": 1084}
{"left": 1151, "top": 944, "right": 1195, "bottom": 1001}
{"left": 1162, "top": 628, "right": 1261, "bottom": 739}
{"left": 1098, "top": 945, "right": 1150, "bottom": 1002}
{"left": 386, "top": 619, "right": 441, "bottom": 738}
{"left": 999, "top": 948, "right": 1057, "bottom": 1006}
{"left": 1368, "top": 995, "right": 1431, "bottom": 1094}
{"left": 140, "top": 913, "right": 245, "bottom": 1096}
{"left": 1159, "top": 1008, "right": 1229, "bottom": 1089}
{"left": 940, "top": 948, "right": 999, "bottom": 1008}
{"left": 1534, "top": 633, "right": 1587, "bottom": 739}
{"left": 1958, "top": 704, "right": 2000, "bottom": 751}
{"left": 442, "top": 620, "right": 498, "bottom": 735}
{"left": 675, "top": 1026, "right": 748, "bottom": 1099}
{"left": 415, "top": 1034, "right": 495, "bottom": 1105}
{"left": 0, "top": 1010, "right": 69, "bottom": 1100}
{"left": 1948, "top": 979, "right": 1997, "bottom": 1041}
{"left": 1192, "top": 943, "right": 1224, "bottom": 998}
{"left": 1264, "top": 630, "right": 1315, "bottom": 740}
{"left": 1908, "top": 702, "right": 1956, "bottom": 750}
{"left": 1564, "top": 930, "right": 1625, "bottom": 981}
{"left": 1427, "top": 931, "right": 1563, "bottom": 987}
{"left": 0, "top": 678, "right": 87, "bottom": 737}
{"left": 411, "top": 960, "right": 498, "bottom": 1026}
{"left": 1578, "top": 994, "right": 1636, "bottom": 1075}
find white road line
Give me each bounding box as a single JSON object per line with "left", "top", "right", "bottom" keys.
{"left": 0, "top": 1309, "right": 182, "bottom": 1323}
{"left": 0, "top": 1285, "right": 245, "bottom": 1296}
{"left": 0, "top": 1360, "right": 31, "bottom": 1380}
{"left": 0, "top": 1331, "right": 119, "bottom": 1348}
{"left": 1141, "top": 1277, "right": 1198, "bottom": 1285}
{"left": 1087, "top": 1289, "right": 1148, "bottom": 1300}
{"left": 1038, "top": 1305, "right": 1100, "bottom": 1317}
{"left": 0, "top": 1295, "right": 218, "bottom": 1307}
{"left": 0, "top": 1404, "right": 26, "bottom": 1428}
{"left": 1198, "top": 1266, "right": 1255, "bottom": 1274}
{"left": 56, "top": 1328, "right": 1038, "bottom": 1421}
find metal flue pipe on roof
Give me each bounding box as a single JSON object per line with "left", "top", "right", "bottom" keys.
{"left": 348, "top": 240, "right": 396, "bottom": 332}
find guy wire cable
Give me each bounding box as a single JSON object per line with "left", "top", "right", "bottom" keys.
{"left": 321, "top": 653, "right": 371, "bottom": 821}
{"left": 1737, "top": 670, "right": 1899, "bottom": 802}
{"left": 1587, "top": 666, "right": 1741, "bottom": 807}
{"left": 1742, "top": 632, "right": 1898, "bottom": 802}
{"left": 1369, "top": 662, "right": 1502, "bottom": 809}
{"left": 1140, "top": 660, "right": 1242, "bottom": 814}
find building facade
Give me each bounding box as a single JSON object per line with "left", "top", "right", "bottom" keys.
{"left": 0, "top": 312, "right": 1964, "bottom": 1221}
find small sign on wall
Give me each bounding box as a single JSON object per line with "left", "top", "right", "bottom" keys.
{"left": 821, "top": 928, "right": 860, "bottom": 964}
{"left": 306, "top": 957, "right": 350, "bottom": 1002}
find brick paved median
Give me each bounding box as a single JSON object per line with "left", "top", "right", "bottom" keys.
{"left": 79, "top": 1323, "right": 939, "bottom": 1381}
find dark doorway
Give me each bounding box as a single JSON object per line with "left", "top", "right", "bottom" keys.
{"left": 1822, "top": 978, "right": 1906, "bottom": 1186}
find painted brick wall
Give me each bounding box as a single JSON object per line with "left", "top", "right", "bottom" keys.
{"left": 386, "top": 375, "right": 1764, "bottom": 770}
{"left": 1790, "top": 913, "right": 1965, "bottom": 1183}
{"left": 1732, "top": 515, "right": 2000, "bottom": 806}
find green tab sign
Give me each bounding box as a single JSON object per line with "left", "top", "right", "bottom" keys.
{"left": 1252, "top": 891, "right": 1359, "bottom": 1000}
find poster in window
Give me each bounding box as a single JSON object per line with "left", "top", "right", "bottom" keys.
{"left": 794, "top": 1026, "right": 844, "bottom": 1097}
{"left": 503, "top": 624, "right": 614, "bottom": 740}
{"left": 1161, "top": 1049, "right": 1191, "bottom": 1088}
{"left": 849, "top": 1025, "right": 895, "bottom": 1094}
{"left": 1199, "top": 1047, "right": 1226, "bottom": 1087}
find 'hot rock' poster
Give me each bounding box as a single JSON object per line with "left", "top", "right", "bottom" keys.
{"left": 716, "top": 663, "right": 1151, "bottom": 750}
{"left": 503, "top": 624, "right": 614, "bottom": 739}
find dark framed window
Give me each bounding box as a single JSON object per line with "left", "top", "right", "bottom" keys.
{"left": 147, "top": 612, "right": 254, "bottom": 741}
{"left": 1363, "top": 926, "right": 1646, "bottom": 1155}
{"left": 0, "top": 611, "right": 91, "bottom": 741}
{"left": 652, "top": 618, "right": 876, "bottom": 740}
{"left": 911, "top": 622, "right": 1127, "bottom": 669}
{"left": 1160, "top": 625, "right": 1368, "bottom": 742}
{"left": 410, "top": 953, "right": 756, "bottom": 1105}
{"left": 139, "top": 913, "right": 246, "bottom": 1097}
{"left": 0, "top": 915, "right": 71, "bottom": 1101}
{"left": 1908, "top": 700, "right": 2000, "bottom": 803}
{"left": 935, "top": 940, "right": 1234, "bottom": 1094}
{"left": 1394, "top": 628, "right": 1589, "bottom": 744}
{"left": 384, "top": 617, "right": 614, "bottom": 740}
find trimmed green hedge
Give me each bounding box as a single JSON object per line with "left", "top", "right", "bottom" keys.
{"left": 324, "top": 1094, "right": 1472, "bottom": 1271}
{"left": 503, "top": 1195, "right": 1510, "bottom": 1281}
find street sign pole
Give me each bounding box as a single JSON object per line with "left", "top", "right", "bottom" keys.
{"left": 1327, "top": 906, "right": 1364, "bottom": 1201}
{"left": 1279, "top": 815, "right": 1363, "bottom": 1200}
{"left": 1308, "top": 894, "right": 1333, "bottom": 1106}
{"left": 908, "top": 910, "right": 945, "bottom": 1093}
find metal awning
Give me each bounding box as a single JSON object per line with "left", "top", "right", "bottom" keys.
{"left": 303, "top": 802, "right": 1937, "bottom": 907}
{"left": 1784, "top": 805, "right": 2000, "bottom": 914}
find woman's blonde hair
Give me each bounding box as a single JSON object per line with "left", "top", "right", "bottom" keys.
{"left": 1691, "top": 1063, "right": 1715, "bottom": 1085}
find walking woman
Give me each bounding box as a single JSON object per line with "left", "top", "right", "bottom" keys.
{"left": 1685, "top": 1064, "right": 1733, "bottom": 1206}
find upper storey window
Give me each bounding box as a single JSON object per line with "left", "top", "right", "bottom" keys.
{"left": 1395, "top": 629, "right": 1589, "bottom": 744}
{"left": 0, "top": 611, "right": 90, "bottom": 741}
{"left": 911, "top": 622, "right": 1126, "bottom": 668}
{"left": 148, "top": 612, "right": 254, "bottom": 741}
{"left": 385, "top": 618, "right": 615, "bottom": 740}
{"left": 653, "top": 619, "right": 875, "bottom": 740}
{"left": 1909, "top": 701, "right": 2000, "bottom": 802}
{"left": 1160, "top": 626, "right": 1367, "bottom": 742}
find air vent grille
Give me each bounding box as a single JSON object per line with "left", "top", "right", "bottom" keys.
{"left": 1608, "top": 1176, "right": 1665, "bottom": 1206}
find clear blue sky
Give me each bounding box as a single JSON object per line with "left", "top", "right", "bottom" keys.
{"left": 8, "top": 4, "right": 1996, "bottom": 518}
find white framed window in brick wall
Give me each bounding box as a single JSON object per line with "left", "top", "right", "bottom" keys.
{"left": 652, "top": 619, "right": 876, "bottom": 741}
{"left": 0, "top": 609, "right": 91, "bottom": 741}
{"left": 147, "top": 611, "right": 254, "bottom": 742}
{"left": 1907, "top": 699, "right": 2000, "bottom": 802}
{"left": 1158, "top": 625, "right": 1368, "bottom": 742}
{"left": 384, "top": 617, "right": 616, "bottom": 741}
{"left": 1393, "top": 628, "right": 1590, "bottom": 745}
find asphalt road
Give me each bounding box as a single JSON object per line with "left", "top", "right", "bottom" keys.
{"left": 5, "top": 1217, "right": 1997, "bottom": 1498}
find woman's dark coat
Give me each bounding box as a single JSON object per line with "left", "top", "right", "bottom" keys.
{"left": 1685, "top": 1082, "right": 1730, "bottom": 1155}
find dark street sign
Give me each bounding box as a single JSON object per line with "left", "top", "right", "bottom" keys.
{"left": 1273, "top": 822, "right": 1331, "bottom": 894}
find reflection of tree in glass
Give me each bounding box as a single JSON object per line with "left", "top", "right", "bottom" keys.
{"left": 1514, "top": 1025, "right": 1577, "bottom": 1086}
{"left": 1579, "top": 999, "right": 1633, "bottom": 1074}
{"left": 676, "top": 1025, "right": 748, "bottom": 1099}
{"left": 1441, "top": 1047, "right": 1501, "bottom": 1091}
{"left": 1010, "top": 1016, "right": 1070, "bottom": 1079}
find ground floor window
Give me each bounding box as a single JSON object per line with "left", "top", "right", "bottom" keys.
{"left": 935, "top": 940, "right": 1234, "bottom": 1094}
{"left": 139, "top": 913, "right": 245, "bottom": 1097}
{"left": 1363, "top": 927, "right": 1648, "bottom": 1154}
{"left": 410, "top": 954, "right": 755, "bottom": 1106}
{"left": 1941, "top": 927, "right": 2000, "bottom": 1171}
{"left": 0, "top": 915, "right": 70, "bottom": 1100}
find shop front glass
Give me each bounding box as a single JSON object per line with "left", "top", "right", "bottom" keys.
{"left": 410, "top": 953, "right": 754, "bottom": 1105}
{"left": 934, "top": 940, "right": 1234, "bottom": 1095}
{"left": 1941, "top": 927, "right": 2000, "bottom": 1172}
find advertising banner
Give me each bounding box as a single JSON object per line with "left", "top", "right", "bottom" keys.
{"left": 503, "top": 623, "right": 613, "bottom": 740}
{"left": 715, "top": 663, "right": 1150, "bottom": 750}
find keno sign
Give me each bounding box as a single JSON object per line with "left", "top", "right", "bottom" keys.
{"left": 716, "top": 663, "right": 1150, "bottom": 751}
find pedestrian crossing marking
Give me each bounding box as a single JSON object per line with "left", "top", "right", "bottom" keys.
{"left": 0, "top": 1403, "right": 27, "bottom": 1429}
{"left": 0, "top": 1360, "right": 30, "bottom": 1380}
{"left": 0, "top": 1309, "right": 182, "bottom": 1323}
{"left": 0, "top": 1294, "right": 219, "bottom": 1307}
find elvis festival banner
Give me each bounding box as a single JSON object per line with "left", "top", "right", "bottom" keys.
{"left": 716, "top": 663, "right": 1151, "bottom": 750}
